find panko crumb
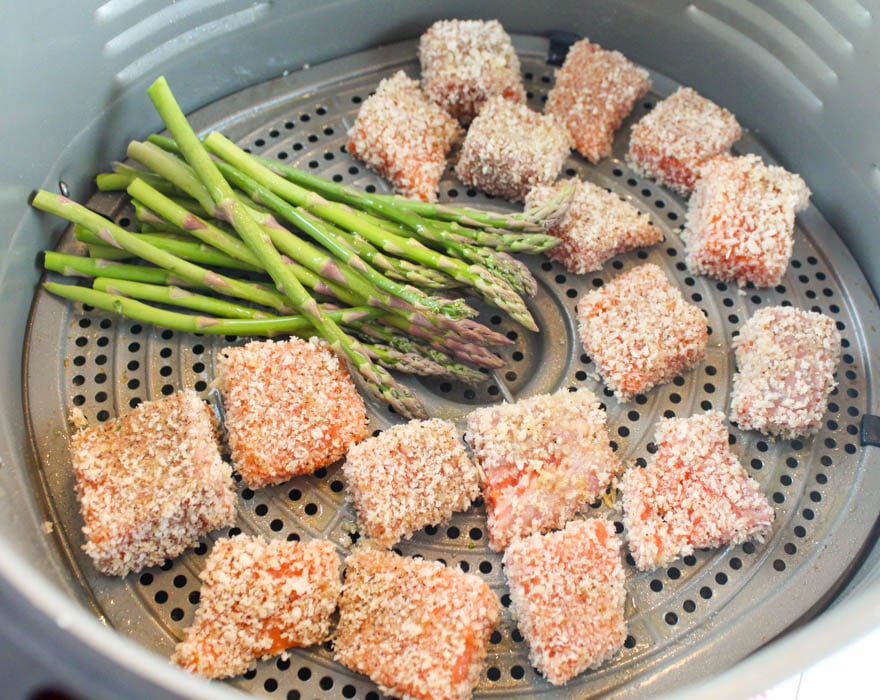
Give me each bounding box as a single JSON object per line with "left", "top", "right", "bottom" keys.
{"left": 455, "top": 96, "right": 572, "bottom": 202}
{"left": 68, "top": 406, "right": 88, "bottom": 430}
{"left": 620, "top": 411, "right": 774, "bottom": 571}
{"left": 216, "top": 337, "right": 367, "bottom": 489}
{"left": 334, "top": 547, "right": 500, "bottom": 700}
{"left": 173, "top": 535, "right": 342, "bottom": 679}
{"left": 576, "top": 263, "right": 708, "bottom": 401}
{"left": 419, "top": 18, "right": 526, "bottom": 125}
{"left": 465, "top": 390, "right": 622, "bottom": 551}
{"left": 41, "top": 520, "right": 55, "bottom": 535}
{"left": 525, "top": 178, "right": 662, "bottom": 274}
{"left": 730, "top": 305, "right": 841, "bottom": 438}
{"left": 342, "top": 418, "right": 481, "bottom": 549}
{"left": 627, "top": 87, "right": 742, "bottom": 195}
{"left": 545, "top": 38, "right": 650, "bottom": 163}
{"left": 682, "top": 153, "right": 810, "bottom": 287}
{"left": 69, "top": 389, "right": 236, "bottom": 576}
{"left": 503, "top": 519, "right": 627, "bottom": 685}
{"left": 347, "top": 70, "right": 462, "bottom": 202}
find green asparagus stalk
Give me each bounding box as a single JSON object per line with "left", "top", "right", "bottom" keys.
{"left": 96, "top": 165, "right": 178, "bottom": 196}
{"left": 148, "top": 133, "right": 566, "bottom": 234}
{"left": 126, "top": 178, "right": 263, "bottom": 268}
{"left": 43, "top": 281, "right": 379, "bottom": 337}
{"left": 43, "top": 251, "right": 201, "bottom": 288}
{"left": 75, "top": 224, "right": 263, "bottom": 272}
{"left": 204, "top": 131, "right": 538, "bottom": 331}
{"left": 91, "top": 277, "right": 275, "bottom": 319}
{"left": 348, "top": 321, "right": 489, "bottom": 385}
{"left": 31, "top": 190, "right": 295, "bottom": 314}
{"left": 208, "top": 154, "right": 475, "bottom": 320}
{"left": 145, "top": 76, "right": 425, "bottom": 419}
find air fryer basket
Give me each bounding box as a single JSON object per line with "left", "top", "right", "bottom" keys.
{"left": 3, "top": 3, "right": 880, "bottom": 700}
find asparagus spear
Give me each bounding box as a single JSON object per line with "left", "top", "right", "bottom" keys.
{"left": 204, "top": 131, "right": 538, "bottom": 331}
{"left": 74, "top": 224, "right": 262, "bottom": 272}
{"left": 43, "top": 251, "right": 200, "bottom": 287}
{"left": 31, "top": 190, "right": 295, "bottom": 314}
{"left": 145, "top": 76, "right": 425, "bottom": 419}
{"left": 43, "top": 281, "right": 376, "bottom": 337}
{"left": 91, "top": 277, "right": 276, "bottom": 319}
{"left": 148, "top": 133, "right": 567, "bottom": 234}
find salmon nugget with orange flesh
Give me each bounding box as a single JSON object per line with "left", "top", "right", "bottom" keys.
{"left": 342, "top": 418, "right": 481, "bottom": 549}
{"left": 503, "top": 519, "right": 627, "bottom": 685}
{"left": 455, "top": 96, "right": 572, "bottom": 202}
{"left": 730, "top": 306, "right": 841, "bottom": 438}
{"left": 173, "top": 536, "right": 342, "bottom": 679}
{"left": 465, "top": 390, "right": 622, "bottom": 551}
{"left": 545, "top": 38, "right": 650, "bottom": 163}
{"left": 347, "top": 70, "right": 462, "bottom": 202}
{"left": 682, "top": 153, "right": 810, "bottom": 287}
{"left": 419, "top": 18, "right": 526, "bottom": 125}
{"left": 334, "top": 548, "right": 501, "bottom": 700}
{"left": 525, "top": 178, "right": 661, "bottom": 274}
{"left": 627, "top": 86, "right": 742, "bottom": 196}
{"left": 216, "top": 337, "right": 367, "bottom": 489}
{"left": 620, "top": 411, "right": 774, "bottom": 571}
{"left": 69, "top": 389, "right": 236, "bottom": 576}
{"left": 576, "top": 263, "right": 708, "bottom": 401}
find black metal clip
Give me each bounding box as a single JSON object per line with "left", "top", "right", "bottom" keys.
{"left": 547, "top": 30, "right": 581, "bottom": 66}
{"left": 860, "top": 414, "right": 880, "bottom": 447}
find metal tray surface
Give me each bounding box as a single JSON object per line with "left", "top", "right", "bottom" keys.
{"left": 23, "top": 37, "right": 880, "bottom": 699}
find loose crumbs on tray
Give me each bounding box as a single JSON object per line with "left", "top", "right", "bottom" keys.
{"left": 455, "top": 95, "right": 573, "bottom": 202}
{"left": 418, "top": 18, "right": 526, "bottom": 125}
{"left": 334, "top": 547, "right": 501, "bottom": 700}
{"left": 576, "top": 263, "right": 709, "bottom": 401}
{"left": 342, "top": 418, "right": 481, "bottom": 549}
{"left": 545, "top": 37, "right": 651, "bottom": 163}
{"left": 627, "top": 86, "right": 742, "bottom": 195}
{"left": 730, "top": 305, "right": 841, "bottom": 439}
{"left": 465, "top": 389, "right": 623, "bottom": 551}
{"left": 215, "top": 337, "right": 367, "bottom": 489}
{"left": 525, "top": 177, "right": 662, "bottom": 274}
{"left": 682, "top": 153, "right": 811, "bottom": 288}
{"left": 347, "top": 70, "right": 462, "bottom": 202}
{"left": 69, "top": 389, "right": 236, "bottom": 577}
{"left": 620, "top": 411, "right": 775, "bottom": 571}
{"left": 503, "top": 519, "right": 628, "bottom": 685}
{"left": 173, "top": 535, "right": 342, "bottom": 679}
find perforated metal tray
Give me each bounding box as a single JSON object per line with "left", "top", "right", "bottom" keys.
{"left": 23, "top": 37, "right": 880, "bottom": 699}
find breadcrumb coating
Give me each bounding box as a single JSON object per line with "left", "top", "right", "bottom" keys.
{"left": 347, "top": 70, "right": 462, "bottom": 202}
{"left": 525, "top": 178, "right": 662, "bottom": 274}
{"left": 503, "top": 519, "right": 627, "bottom": 685}
{"left": 627, "top": 87, "right": 742, "bottom": 195}
{"left": 620, "top": 411, "right": 774, "bottom": 571}
{"left": 576, "top": 263, "right": 708, "bottom": 401}
{"left": 70, "top": 389, "right": 236, "bottom": 576}
{"left": 216, "top": 337, "right": 367, "bottom": 489}
{"left": 173, "top": 536, "right": 342, "bottom": 679}
{"left": 342, "top": 418, "right": 481, "bottom": 549}
{"left": 334, "top": 548, "right": 500, "bottom": 700}
{"left": 682, "top": 153, "right": 810, "bottom": 287}
{"left": 545, "top": 38, "right": 650, "bottom": 163}
{"left": 730, "top": 305, "right": 841, "bottom": 438}
{"left": 455, "top": 96, "right": 572, "bottom": 202}
{"left": 419, "top": 18, "right": 526, "bottom": 125}
{"left": 465, "top": 390, "right": 622, "bottom": 551}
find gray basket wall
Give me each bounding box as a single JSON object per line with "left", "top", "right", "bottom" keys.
{"left": 2, "top": 2, "right": 879, "bottom": 699}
